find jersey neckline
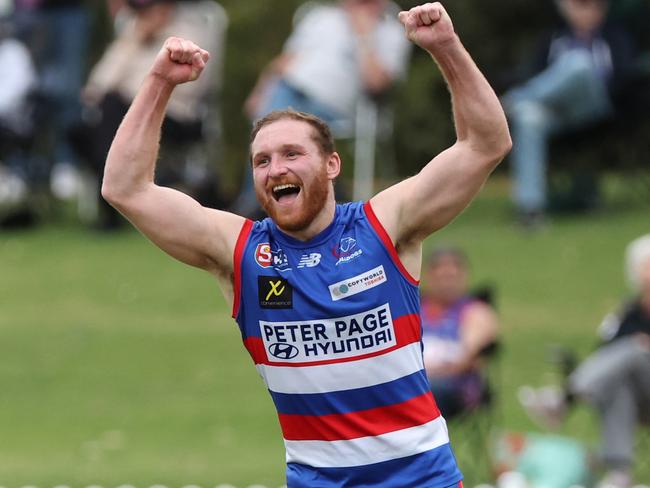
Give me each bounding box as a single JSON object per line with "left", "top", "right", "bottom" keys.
{"left": 267, "top": 203, "right": 344, "bottom": 249}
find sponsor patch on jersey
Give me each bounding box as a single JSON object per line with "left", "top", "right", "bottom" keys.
{"left": 258, "top": 276, "right": 293, "bottom": 309}
{"left": 255, "top": 243, "right": 291, "bottom": 271}
{"left": 333, "top": 236, "right": 363, "bottom": 265}
{"left": 328, "top": 265, "right": 387, "bottom": 301}
{"left": 260, "top": 303, "right": 395, "bottom": 363}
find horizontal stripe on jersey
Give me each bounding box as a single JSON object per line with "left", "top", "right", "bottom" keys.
{"left": 256, "top": 341, "right": 425, "bottom": 394}
{"left": 284, "top": 416, "right": 450, "bottom": 467}
{"left": 270, "top": 369, "right": 432, "bottom": 416}
{"left": 279, "top": 391, "right": 440, "bottom": 441}
{"left": 287, "top": 444, "right": 462, "bottom": 488}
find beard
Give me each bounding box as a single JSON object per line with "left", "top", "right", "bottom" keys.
{"left": 256, "top": 166, "right": 330, "bottom": 232}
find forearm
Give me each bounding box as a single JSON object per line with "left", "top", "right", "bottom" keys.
{"left": 430, "top": 36, "right": 510, "bottom": 157}
{"left": 102, "top": 74, "right": 173, "bottom": 203}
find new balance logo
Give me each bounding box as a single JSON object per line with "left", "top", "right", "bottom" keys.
{"left": 297, "top": 253, "right": 321, "bottom": 268}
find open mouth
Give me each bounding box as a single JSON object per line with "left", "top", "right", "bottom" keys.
{"left": 272, "top": 183, "right": 301, "bottom": 202}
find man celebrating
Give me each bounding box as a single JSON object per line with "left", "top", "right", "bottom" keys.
{"left": 102, "top": 3, "right": 511, "bottom": 486}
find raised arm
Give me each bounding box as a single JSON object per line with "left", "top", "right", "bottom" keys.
{"left": 101, "top": 38, "right": 245, "bottom": 292}
{"left": 370, "top": 3, "right": 511, "bottom": 276}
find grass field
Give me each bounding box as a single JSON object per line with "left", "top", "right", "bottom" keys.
{"left": 1, "top": 174, "right": 648, "bottom": 487}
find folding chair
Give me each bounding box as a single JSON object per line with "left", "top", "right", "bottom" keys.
{"left": 445, "top": 340, "right": 502, "bottom": 485}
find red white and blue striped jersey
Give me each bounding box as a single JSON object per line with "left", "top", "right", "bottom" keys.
{"left": 232, "top": 201, "right": 462, "bottom": 487}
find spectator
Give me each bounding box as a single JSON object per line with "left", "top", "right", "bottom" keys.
{"left": 12, "top": 0, "right": 91, "bottom": 200}
{"left": 71, "top": 0, "right": 225, "bottom": 229}
{"left": 502, "top": 0, "right": 636, "bottom": 228}
{"left": 520, "top": 234, "right": 650, "bottom": 488}
{"left": 233, "top": 0, "right": 411, "bottom": 217}
{"left": 420, "top": 246, "right": 499, "bottom": 419}
{"left": 0, "top": 2, "right": 37, "bottom": 219}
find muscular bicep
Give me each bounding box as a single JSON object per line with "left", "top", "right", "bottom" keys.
{"left": 110, "top": 183, "right": 245, "bottom": 273}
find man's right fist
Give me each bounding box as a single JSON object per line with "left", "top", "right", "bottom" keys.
{"left": 151, "top": 37, "right": 210, "bottom": 86}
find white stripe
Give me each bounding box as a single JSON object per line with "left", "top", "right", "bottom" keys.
{"left": 284, "top": 416, "right": 450, "bottom": 467}
{"left": 257, "top": 342, "right": 424, "bottom": 394}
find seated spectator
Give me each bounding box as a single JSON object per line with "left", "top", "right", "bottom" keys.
{"left": 502, "top": 0, "right": 636, "bottom": 228}
{"left": 420, "top": 247, "right": 499, "bottom": 419}
{"left": 232, "top": 0, "right": 411, "bottom": 217}
{"left": 71, "top": 0, "right": 225, "bottom": 229}
{"left": 519, "top": 234, "right": 650, "bottom": 488}
{"left": 12, "top": 0, "right": 90, "bottom": 201}
{"left": 0, "top": 7, "right": 37, "bottom": 220}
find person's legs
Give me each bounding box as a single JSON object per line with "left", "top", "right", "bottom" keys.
{"left": 506, "top": 100, "right": 556, "bottom": 216}
{"left": 506, "top": 50, "right": 612, "bottom": 125}
{"left": 503, "top": 50, "right": 613, "bottom": 219}
{"left": 30, "top": 7, "right": 91, "bottom": 200}
{"left": 569, "top": 337, "right": 650, "bottom": 475}
{"left": 42, "top": 7, "right": 89, "bottom": 166}
{"left": 596, "top": 379, "right": 637, "bottom": 473}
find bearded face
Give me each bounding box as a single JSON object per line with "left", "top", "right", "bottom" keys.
{"left": 251, "top": 119, "right": 338, "bottom": 234}
{"left": 256, "top": 156, "right": 330, "bottom": 231}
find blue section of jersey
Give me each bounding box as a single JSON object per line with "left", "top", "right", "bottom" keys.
{"left": 286, "top": 445, "right": 463, "bottom": 488}
{"left": 269, "top": 370, "right": 431, "bottom": 416}
{"left": 236, "top": 202, "right": 420, "bottom": 342}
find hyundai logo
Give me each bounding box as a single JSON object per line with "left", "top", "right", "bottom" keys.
{"left": 269, "top": 342, "right": 299, "bottom": 360}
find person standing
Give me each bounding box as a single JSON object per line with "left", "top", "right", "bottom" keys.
{"left": 101, "top": 3, "right": 511, "bottom": 485}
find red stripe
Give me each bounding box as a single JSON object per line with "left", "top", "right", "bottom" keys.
{"left": 231, "top": 219, "right": 253, "bottom": 318}
{"left": 246, "top": 313, "right": 421, "bottom": 366}
{"left": 363, "top": 201, "right": 419, "bottom": 286}
{"left": 279, "top": 391, "right": 440, "bottom": 441}
{"left": 244, "top": 336, "right": 268, "bottom": 363}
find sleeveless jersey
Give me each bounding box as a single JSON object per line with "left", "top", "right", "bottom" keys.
{"left": 232, "top": 201, "right": 462, "bottom": 487}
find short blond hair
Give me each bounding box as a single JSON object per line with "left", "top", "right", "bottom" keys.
{"left": 249, "top": 109, "right": 336, "bottom": 160}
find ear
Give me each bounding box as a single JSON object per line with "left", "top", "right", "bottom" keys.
{"left": 326, "top": 152, "right": 342, "bottom": 180}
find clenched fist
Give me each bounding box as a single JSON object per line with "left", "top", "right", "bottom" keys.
{"left": 398, "top": 3, "right": 456, "bottom": 54}
{"left": 150, "top": 37, "right": 210, "bottom": 86}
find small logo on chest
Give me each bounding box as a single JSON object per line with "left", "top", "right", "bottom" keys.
{"left": 255, "top": 243, "right": 291, "bottom": 272}
{"left": 297, "top": 252, "right": 322, "bottom": 268}
{"left": 333, "top": 236, "right": 363, "bottom": 265}
{"left": 258, "top": 276, "right": 293, "bottom": 309}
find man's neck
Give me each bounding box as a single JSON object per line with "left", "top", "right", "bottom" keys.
{"left": 277, "top": 198, "right": 337, "bottom": 242}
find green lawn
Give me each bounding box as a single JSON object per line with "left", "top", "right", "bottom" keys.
{"left": 1, "top": 174, "right": 648, "bottom": 487}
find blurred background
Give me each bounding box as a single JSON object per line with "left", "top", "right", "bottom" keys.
{"left": 0, "top": 0, "right": 649, "bottom": 487}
